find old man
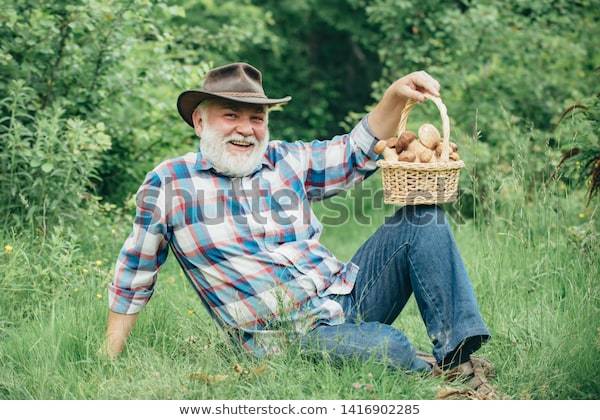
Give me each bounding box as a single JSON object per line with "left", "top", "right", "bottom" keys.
{"left": 103, "top": 62, "right": 493, "bottom": 395}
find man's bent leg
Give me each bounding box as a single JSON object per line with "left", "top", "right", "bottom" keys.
{"left": 298, "top": 205, "right": 430, "bottom": 372}
{"left": 299, "top": 205, "right": 489, "bottom": 371}
{"left": 347, "top": 204, "right": 490, "bottom": 366}
{"left": 298, "top": 206, "right": 427, "bottom": 372}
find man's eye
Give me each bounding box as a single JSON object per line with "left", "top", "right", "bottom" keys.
{"left": 252, "top": 117, "right": 264, "bottom": 122}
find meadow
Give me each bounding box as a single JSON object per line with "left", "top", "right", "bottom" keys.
{"left": 1, "top": 0, "right": 598, "bottom": 401}
{"left": 1, "top": 171, "right": 598, "bottom": 399}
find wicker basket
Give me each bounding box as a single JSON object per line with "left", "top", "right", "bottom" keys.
{"left": 377, "top": 94, "right": 464, "bottom": 205}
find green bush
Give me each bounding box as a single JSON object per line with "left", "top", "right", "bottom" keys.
{"left": 0, "top": 81, "right": 110, "bottom": 230}
{"left": 554, "top": 91, "right": 600, "bottom": 204}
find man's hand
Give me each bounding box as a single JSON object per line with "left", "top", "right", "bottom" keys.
{"left": 368, "top": 70, "right": 441, "bottom": 141}
{"left": 389, "top": 70, "right": 440, "bottom": 103}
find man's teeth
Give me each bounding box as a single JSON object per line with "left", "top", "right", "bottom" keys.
{"left": 229, "top": 140, "right": 254, "bottom": 146}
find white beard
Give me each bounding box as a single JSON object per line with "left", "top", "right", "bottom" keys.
{"left": 199, "top": 124, "right": 270, "bottom": 178}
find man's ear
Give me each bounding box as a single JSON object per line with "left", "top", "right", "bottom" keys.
{"left": 192, "top": 108, "right": 203, "bottom": 137}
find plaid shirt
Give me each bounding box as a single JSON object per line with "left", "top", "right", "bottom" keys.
{"left": 108, "top": 116, "right": 380, "bottom": 356}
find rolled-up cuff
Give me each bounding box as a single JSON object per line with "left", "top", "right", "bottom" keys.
{"left": 107, "top": 283, "right": 153, "bottom": 315}
{"left": 350, "top": 114, "right": 381, "bottom": 161}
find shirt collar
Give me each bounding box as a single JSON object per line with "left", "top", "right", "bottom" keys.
{"left": 194, "top": 147, "right": 275, "bottom": 174}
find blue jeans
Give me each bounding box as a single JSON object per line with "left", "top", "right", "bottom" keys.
{"left": 299, "top": 205, "right": 490, "bottom": 372}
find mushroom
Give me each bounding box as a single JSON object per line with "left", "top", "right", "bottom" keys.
{"left": 374, "top": 140, "right": 387, "bottom": 155}
{"left": 449, "top": 152, "right": 460, "bottom": 161}
{"left": 380, "top": 137, "right": 399, "bottom": 161}
{"left": 434, "top": 142, "right": 458, "bottom": 159}
{"left": 382, "top": 147, "right": 399, "bottom": 162}
{"left": 385, "top": 137, "right": 398, "bottom": 148}
{"left": 418, "top": 123, "right": 442, "bottom": 150}
{"left": 406, "top": 138, "right": 425, "bottom": 156}
{"left": 419, "top": 148, "right": 434, "bottom": 163}
{"left": 405, "top": 137, "right": 435, "bottom": 163}
{"left": 397, "top": 131, "right": 417, "bottom": 154}
{"left": 399, "top": 150, "right": 416, "bottom": 162}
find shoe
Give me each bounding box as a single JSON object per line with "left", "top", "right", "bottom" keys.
{"left": 415, "top": 351, "right": 496, "bottom": 379}
{"left": 415, "top": 351, "right": 501, "bottom": 400}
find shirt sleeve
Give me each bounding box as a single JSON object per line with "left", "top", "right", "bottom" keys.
{"left": 289, "top": 114, "right": 381, "bottom": 201}
{"left": 108, "top": 171, "right": 171, "bottom": 314}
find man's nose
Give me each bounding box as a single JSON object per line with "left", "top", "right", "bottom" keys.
{"left": 235, "top": 118, "right": 253, "bottom": 137}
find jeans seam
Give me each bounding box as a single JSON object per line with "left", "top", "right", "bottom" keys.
{"left": 407, "top": 253, "right": 446, "bottom": 338}
{"left": 352, "top": 242, "right": 410, "bottom": 320}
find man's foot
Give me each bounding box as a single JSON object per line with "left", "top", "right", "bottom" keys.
{"left": 416, "top": 351, "right": 500, "bottom": 399}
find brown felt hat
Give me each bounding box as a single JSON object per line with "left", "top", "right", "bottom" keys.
{"left": 177, "top": 62, "right": 292, "bottom": 127}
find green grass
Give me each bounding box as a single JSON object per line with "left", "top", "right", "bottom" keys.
{"left": 0, "top": 176, "right": 599, "bottom": 399}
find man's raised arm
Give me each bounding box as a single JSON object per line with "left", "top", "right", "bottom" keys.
{"left": 368, "top": 70, "right": 441, "bottom": 140}
{"left": 278, "top": 71, "right": 441, "bottom": 202}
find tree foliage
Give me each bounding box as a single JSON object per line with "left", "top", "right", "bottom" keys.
{"left": 1, "top": 0, "right": 598, "bottom": 224}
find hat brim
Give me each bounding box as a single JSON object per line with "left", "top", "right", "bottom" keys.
{"left": 177, "top": 90, "right": 292, "bottom": 127}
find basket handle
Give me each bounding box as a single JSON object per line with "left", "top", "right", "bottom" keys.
{"left": 396, "top": 94, "right": 451, "bottom": 161}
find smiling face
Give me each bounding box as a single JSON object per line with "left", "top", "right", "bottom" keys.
{"left": 192, "top": 98, "right": 270, "bottom": 177}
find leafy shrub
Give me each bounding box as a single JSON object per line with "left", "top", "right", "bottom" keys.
{"left": 554, "top": 91, "right": 600, "bottom": 204}
{"left": 0, "top": 0, "right": 287, "bottom": 203}
{"left": 0, "top": 81, "right": 110, "bottom": 230}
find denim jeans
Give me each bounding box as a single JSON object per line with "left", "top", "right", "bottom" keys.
{"left": 299, "top": 205, "right": 490, "bottom": 372}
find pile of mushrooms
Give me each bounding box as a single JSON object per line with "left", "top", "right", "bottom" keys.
{"left": 374, "top": 123, "right": 460, "bottom": 163}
